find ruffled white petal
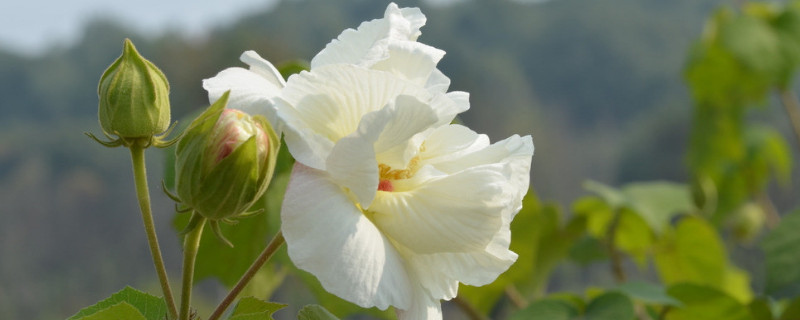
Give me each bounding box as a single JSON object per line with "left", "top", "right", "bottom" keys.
{"left": 202, "top": 51, "right": 285, "bottom": 129}
{"left": 422, "top": 126, "right": 533, "bottom": 208}
{"left": 202, "top": 67, "right": 277, "bottom": 113}
{"left": 327, "top": 95, "right": 439, "bottom": 207}
{"left": 277, "top": 64, "right": 433, "bottom": 169}
{"left": 281, "top": 163, "right": 413, "bottom": 310}
{"left": 369, "top": 164, "right": 509, "bottom": 254}
{"left": 239, "top": 50, "right": 286, "bottom": 88}
{"left": 395, "top": 284, "right": 443, "bottom": 320}
{"left": 311, "top": 3, "right": 427, "bottom": 68}
{"left": 371, "top": 40, "right": 446, "bottom": 88}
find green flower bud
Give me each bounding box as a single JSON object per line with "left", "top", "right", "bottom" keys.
{"left": 175, "top": 91, "right": 279, "bottom": 220}
{"left": 98, "top": 38, "right": 170, "bottom": 139}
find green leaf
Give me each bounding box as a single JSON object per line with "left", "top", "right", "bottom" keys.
{"left": 748, "top": 297, "right": 773, "bottom": 320}
{"left": 619, "top": 182, "right": 695, "bottom": 233}
{"left": 744, "top": 126, "right": 793, "bottom": 188}
{"left": 297, "top": 304, "right": 340, "bottom": 320}
{"left": 584, "top": 180, "right": 693, "bottom": 234}
{"left": 569, "top": 236, "right": 609, "bottom": 266}
{"left": 584, "top": 292, "right": 635, "bottom": 320}
{"left": 227, "top": 297, "right": 286, "bottom": 320}
{"left": 76, "top": 302, "right": 146, "bottom": 320}
{"left": 68, "top": 286, "right": 167, "bottom": 320}
{"left": 666, "top": 283, "right": 754, "bottom": 320}
{"left": 615, "top": 281, "right": 682, "bottom": 306}
{"left": 508, "top": 299, "right": 579, "bottom": 320}
{"left": 779, "top": 296, "right": 800, "bottom": 320}
{"left": 654, "top": 217, "right": 726, "bottom": 287}
{"left": 762, "top": 209, "right": 800, "bottom": 298}
{"left": 614, "top": 208, "right": 655, "bottom": 267}
{"left": 277, "top": 60, "right": 310, "bottom": 79}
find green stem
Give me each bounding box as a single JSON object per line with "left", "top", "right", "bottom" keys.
{"left": 179, "top": 216, "right": 206, "bottom": 320}
{"left": 504, "top": 284, "right": 529, "bottom": 309}
{"left": 778, "top": 89, "right": 800, "bottom": 150}
{"left": 207, "top": 231, "right": 285, "bottom": 320}
{"left": 130, "top": 145, "right": 178, "bottom": 319}
{"left": 606, "top": 209, "right": 626, "bottom": 283}
{"left": 452, "top": 296, "right": 489, "bottom": 320}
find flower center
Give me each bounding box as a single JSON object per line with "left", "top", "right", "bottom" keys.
{"left": 377, "top": 156, "right": 421, "bottom": 192}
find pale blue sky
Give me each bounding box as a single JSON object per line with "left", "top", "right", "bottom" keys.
{"left": 0, "top": 0, "right": 279, "bottom": 55}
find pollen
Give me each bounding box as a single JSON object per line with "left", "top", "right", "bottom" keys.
{"left": 378, "top": 179, "right": 394, "bottom": 192}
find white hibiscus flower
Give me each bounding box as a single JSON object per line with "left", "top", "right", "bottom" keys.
{"left": 276, "top": 62, "right": 532, "bottom": 319}
{"left": 202, "top": 3, "right": 534, "bottom": 319}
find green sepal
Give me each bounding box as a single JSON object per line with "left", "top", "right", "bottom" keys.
{"left": 209, "top": 220, "right": 234, "bottom": 248}
{"left": 179, "top": 212, "right": 205, "bottom": 236}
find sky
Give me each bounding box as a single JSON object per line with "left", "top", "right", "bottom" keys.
{"left": 0, "top": 0, "right": 279, "bottom": 55}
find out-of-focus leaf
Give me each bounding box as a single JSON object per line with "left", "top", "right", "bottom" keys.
{"left": 720, "top": 13, "right": 784, "bottom": 76}
{"left": 779, "top": 296, "right": 800, "bottom": 320}
{"left": 722, "top": 265, "right": 754, "bottom": 303}
{"left": 277, "top": 60, "right": 310, "bottom": 79}
{"left": 569, "top": 236, "right": 609, "bottom": 266}
{"left": 762, "top": 209, "right": 800, "bottom": 299}
{"left": 227, "top": 297, "right": 286, "bottom": 320}
{"left": 76, "top": 302, "right": 145, "bottom": 320}
{"left": 615, "top": 281, "right": 682, "bottom": 306}
{"left": 573, "top": 196, "right": 613, "bottom": 239}
{"left": 68, "top": 287, "right": 166, "bottom": 320}
{"left": 297, "top": 304, "right": 340, "bottom": 320}
{"left": 584, "top": 292, "right": 635, "bottom": 320}
{"left": 508, "top": 299, "right": 579, "bottom": 320}
{"left": 583, "top": 181, "right": 693, "bottom": 234}
{"left": 748, "top": 297, "right": 773, "bottom": 320}
{"left": 614, "top": 208, "right": 655, "bottom": 267}
{"left": 666, "top": 283, "right": 754, "bottom": 320}
{"left": 654, "top": 216, "right": 755, "bottom": 301}
{"left": 744, "top": 126, "right": 793, "bottom": 188}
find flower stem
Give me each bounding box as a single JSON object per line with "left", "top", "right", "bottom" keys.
{"left": 778, "top": 89, "right": 800, "bottom": 151}
{"left": 179, "top": 216, "right": 206, "bottom": 320}
{"left": 606, "top": 209, "right": 626, "bottom": 283}
{"left": 504, "top": 284, "right": 529, "bottom": 309}
{"left": 207, "top": 231, "right": 285, "bottom": 320}
{"left": 452, "top": 296, "right": 489, "bottom": 320}
{"left": 129, "top": 145, "right": 178, "bottom": 319}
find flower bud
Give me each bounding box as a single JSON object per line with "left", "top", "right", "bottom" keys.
{"left": 98, "top": 38, "right": 170, "bottom": 139}
{"left": 175, "top": 91, "right": 279, "bottom": 220}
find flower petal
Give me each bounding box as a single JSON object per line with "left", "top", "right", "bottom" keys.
{"left": 239, "top": 50, "right": 285, "bottom": 88}
{"left": 277, "top": 64, "right": 432, "bottom": 169}
{"left": 327, "top": 95, "right": 439, "bottom": 208}
{"left": 371, "top": 40, "right": 446, "bottom": 88}
{"left": 395, "top": 284, "right": 443, "bottom": 320}
{"left": 425, "top": 130, "right": 534, "bottom": 216}
{"left": 311, "top": 3, "right": 427, "bottom": 68}
{"left": 202, "top": 67, "right": 277, "bottom": 114}
{"left": 369, "top": 165, "right": 510, "bottom": 254}
{"left": 281, "top": 163, "right": 413, "bottom": 310}
{"left": 202, "top": 51, "right": 285, "bottom": 129}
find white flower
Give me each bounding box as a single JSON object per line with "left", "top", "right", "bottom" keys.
{"left": 277, "top": 62, "right": 533, "bottom": 319}
{"left": 202, "top": 3, "right": 534, "bottom": 319}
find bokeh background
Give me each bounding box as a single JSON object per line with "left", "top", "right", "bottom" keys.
{"left": 1, "top": 0, "right": 798, "bottom": 318}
